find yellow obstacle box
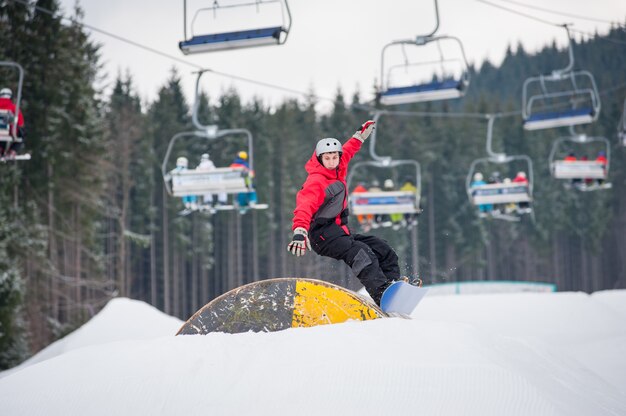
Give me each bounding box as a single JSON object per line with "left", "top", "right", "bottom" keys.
{"left": 176, "top": 278, "right": 387, "bottom": 335}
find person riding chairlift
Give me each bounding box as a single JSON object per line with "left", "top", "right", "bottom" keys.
{"left": 230, "top": 150, "right": 257, "bottom": 210}
{"left": 0, "top": 88, "right": 26, "bottom": 157}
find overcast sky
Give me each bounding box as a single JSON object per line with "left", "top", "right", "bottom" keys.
{"left": 56, "top": 0, "right": 626, "bottom": 112}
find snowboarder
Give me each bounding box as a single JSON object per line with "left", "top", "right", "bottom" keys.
{"left": 287, "top": 120, "right": 417, "bottom": 306}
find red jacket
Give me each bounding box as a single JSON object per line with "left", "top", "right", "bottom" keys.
{"left": 0, "top": 97, "right": 24, "bottom": 127}
{"left": 292, "top": 137, "right": 362, "bottom": 233}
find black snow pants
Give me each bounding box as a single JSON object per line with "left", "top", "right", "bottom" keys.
{"left": 310, "top": 222, "right": 400, "bottom": 305}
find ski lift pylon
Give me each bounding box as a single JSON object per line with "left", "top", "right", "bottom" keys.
{"left": 179, "top": 0, "right": 292, "bottom": 55}
{"left": 378, "top": 0, "right": 470, "bottom": 105}
{"left": 522, "top": 25, "right": 600, "bottom": 131}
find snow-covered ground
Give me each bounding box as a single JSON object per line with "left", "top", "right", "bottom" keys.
{"left": 1, "top": 290, "right": 625, "bottom": 415}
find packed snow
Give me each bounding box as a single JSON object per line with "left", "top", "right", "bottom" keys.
{"left": 1, "top": 289, "right": 626, "bottom": 415}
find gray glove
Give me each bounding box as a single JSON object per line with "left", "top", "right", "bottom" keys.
{"left": 352, "top": 120, "right": 376, "bottom": 142}
{"left": 287, "top": 227, "right": 311, "bottom": 257}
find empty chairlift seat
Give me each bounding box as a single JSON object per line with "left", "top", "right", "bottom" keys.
{"left": 179, "top": 26, "right": 285, "bottom": 54}
{"left": 380, "top": 79, "right": 465, "bottom": 106}
{"left": 523, "top": 107, "right": 595, "bottom": 131}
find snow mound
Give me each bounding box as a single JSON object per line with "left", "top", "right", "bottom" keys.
{"left": 1, "top": 291, "right": 625, "bottom": 416}
{"left": 0, "top": 297, "right": 182, "bottom": 378}
{"left": 591, "top": 289, "right": 626, "bottom": 320}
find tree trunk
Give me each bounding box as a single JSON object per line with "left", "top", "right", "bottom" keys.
{"left": 47, "top": 162, "right": 59, "bottom": 321}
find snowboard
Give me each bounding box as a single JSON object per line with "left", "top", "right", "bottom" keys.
{"left": 380, "top": 281, "right": 429, "bottom": 316}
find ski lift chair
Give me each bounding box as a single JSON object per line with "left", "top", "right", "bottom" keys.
{"left": 347, "top": 159, "right": 422, "bottom": 219}
{"left": 522, "top": 72, "right": 600, "bottom": 131}
{"left": 162, "top": 71, "right": 269, "bottom": 213}
{"left": 379, "top": 37, "right": 470, "bottom": 106}
{"left": 0, "top": 61, "right": 30, "bottom": 162}
{"left": 466, "top": 155, "right": 534, "bottom": 222}
{"left": 549, "top": 134, "right": 612, "bottom": 191}
{"left": 378, "top": 0, "right": 469, "bottom": 105}
{"left": 466, "top": 115, "right": 534, "bottom": 222}
{"left": 522, "top": 25, "right": 601, "bottom": 131}
{"left": 179, "top": 0, "right": 292, "bottom": 54}
{"left": 162, "top": 128, "right": 268, "bottom": 213}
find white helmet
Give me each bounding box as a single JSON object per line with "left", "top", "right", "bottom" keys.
{"left": 201, "top": 153, "right": 209, "bottom": 161}
{"left": 176, "top": 156, "right": 188, "bottom": 168}
{"left": 0, "top": 88, "right": 12, "bottom": 98}
{"left": 473, "top": 172, "right": 483, "bottom": 181}
{"left": 315, "top": 138, "right": 342, "bottom": 157}
{"left": 384, "top": 179, "right": 394, "bottom": 189}
{"left": 517, "top": 171, "right": 527, "bottom": 179}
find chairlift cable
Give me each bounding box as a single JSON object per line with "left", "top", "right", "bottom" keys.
{"left": 6, "top": 0, "right": 336, "bottom": 103}
{"left": 491, "top": 0, "right": 623, "bottom": 26}
{"left": 476, "top": 0, "right": 626, "bottom": 47}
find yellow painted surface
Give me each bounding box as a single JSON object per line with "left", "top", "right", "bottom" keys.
{"left": 292, "top": 280, "right": 382, "bottom": 327}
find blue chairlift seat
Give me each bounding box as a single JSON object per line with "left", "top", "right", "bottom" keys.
{"left": 179, "top": 26, "right": 284, "bottom": 54}
{"left": 523, "top": 107, "right": 594, "bottom": 131}
{"left": 380, "top": 79, "right": 465, "bottom": 106}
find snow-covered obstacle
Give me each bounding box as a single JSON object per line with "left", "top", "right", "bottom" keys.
{"left": 177, "top": 278, "right": 386, "bottom": 334}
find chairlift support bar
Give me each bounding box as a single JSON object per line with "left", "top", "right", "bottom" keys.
{"left": 553, "top": 24, "right": 575, "bottom": 78}
{"left": 0, "top": 61, "right": 24, "bottom": 140}
{"left": 192, "top": 69, "right": 255, "bottom": 171}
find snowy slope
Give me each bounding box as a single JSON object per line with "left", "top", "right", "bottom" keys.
{"left": 1, "top": 291, "right": 625, "bottom": 416}
{"left": 0, "top": 297, "right": 182, "bottom": 379}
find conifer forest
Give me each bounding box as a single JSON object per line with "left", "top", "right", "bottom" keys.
{"left": 0, "top": 1, "right": 625, "bottom": 368}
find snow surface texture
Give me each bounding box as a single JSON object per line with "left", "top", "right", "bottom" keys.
{"left": 1, "top": 290, "right": 625, "bottom": 415}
